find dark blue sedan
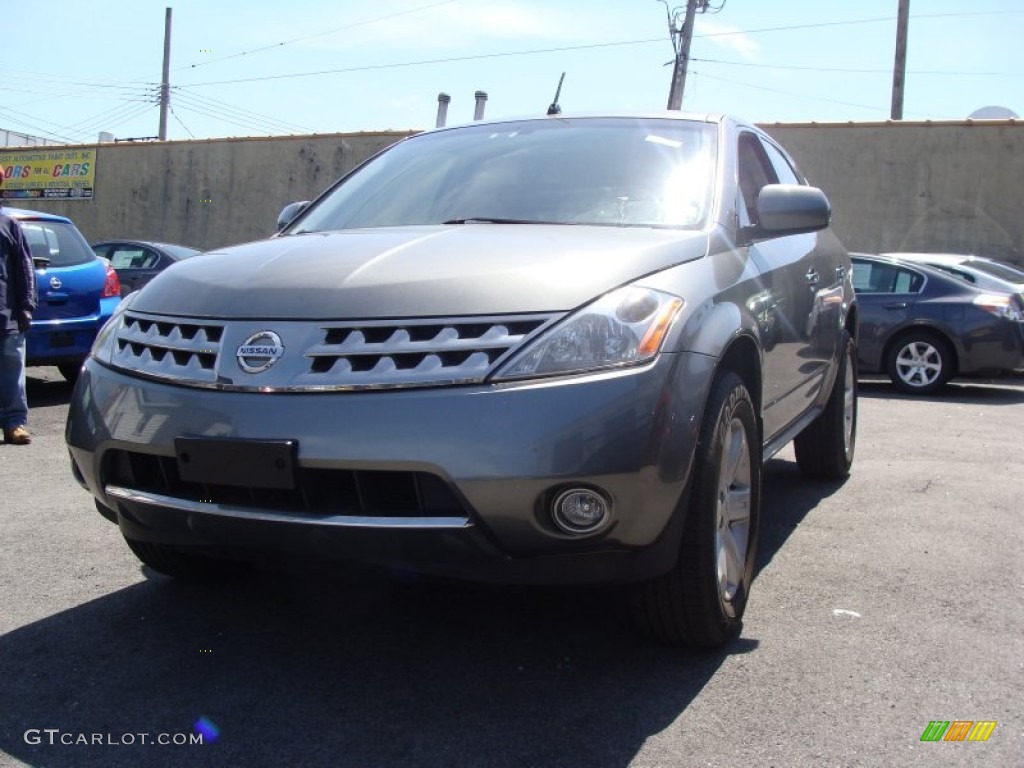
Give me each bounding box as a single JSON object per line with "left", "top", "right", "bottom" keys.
{"left": 852, "top": 253, "right": 1024, "bottom": 393}
{"left": 9, "top": 208, "right": 121, "bottom": 382}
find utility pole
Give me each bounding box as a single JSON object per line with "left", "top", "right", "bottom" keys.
{"left": 666, "top": 0, "right": 702, "bottom": 110}
{"left": 890, "top": 0, "right": 910, "bottom": 120}
{"left": 158, "top": 7, "right": 172, "bottom": 140}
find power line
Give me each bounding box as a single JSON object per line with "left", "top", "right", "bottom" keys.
{"left": 169, "top": 105, "right": 195, "bottom": 139}
{"left": 177, "top": 38, "right": 665, "bottom": 88}
{"left": 691, "top": 70, "right": 960, "bottom": 120}
{"left": 172, "top": 92, "right": 312, "bottom": 135}
{"left": 174, "top": 8, "right": 1024, "bottom": 90}
{"left": 691, "top": 56, "right": 1010, "bottom": 77}
{"left": 692, "top": 9, "right": 1024, "bottom": 40}
{"left": 175, "top": 0, "right": 457, "bottom": 72}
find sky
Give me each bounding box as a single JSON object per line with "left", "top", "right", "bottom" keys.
{"left": 0, "top": 0, "right": 1021, "bottom": 144}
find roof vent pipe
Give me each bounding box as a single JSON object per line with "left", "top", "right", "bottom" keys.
{"left": 473, "top": 91, "right": 488, "bottom": 121}
{"left": 435, "top": 93, "right": 451, "bottom": 128}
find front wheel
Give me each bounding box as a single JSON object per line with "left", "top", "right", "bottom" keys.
{"left": 886, "top": 332, "right": 953, "bottom": 394}
{"left": 631, "top": 371, "right": 761, "bottom": 648}
{"left": 795, "top": 331, "right": 857, "bottom": 480}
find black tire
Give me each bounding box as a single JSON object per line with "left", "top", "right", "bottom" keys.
{"left": 794, "top": 331, "right": 857, "bottom": 480}
{"left": 631, "top": 371, "right": 761, "bottom": 649}
{"left": 886, "top": 331, "right": 954, "bottom": 394}
{"left": 124, "top": 537, "right": 249, "bottom": 582}
{"left": 58, "top": 362, "right": 83, "bottom": 383}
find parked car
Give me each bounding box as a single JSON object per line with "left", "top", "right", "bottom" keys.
{"left": 881, "top": 252, "right": 1024, "bottom": 302}
{"left": 8, "top": 208, "right": 121, "bottom": 382}
{"left": 66, "top": 113, "right": 858, "bottom": 648}
{"left": 91, "top": 239, "right": 202, "bottom": 297}
{"left": 851, "top": 252, "right": 1024, "bottom": 393}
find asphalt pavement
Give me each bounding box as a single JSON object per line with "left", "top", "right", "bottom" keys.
{"left": 0, "top": 367, "right": 1021, "bottom": 768}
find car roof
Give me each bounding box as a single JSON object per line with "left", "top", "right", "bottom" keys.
{"left": 883, "top": 252, "right": 964, "bottom": 262}
{"left": 92, "top": 238, "right": 198, "bottom": 250}
{"left": 1, "top": 206, "right": 74, "bottom": 225}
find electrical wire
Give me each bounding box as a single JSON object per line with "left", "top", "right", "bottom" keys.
{"left": 172, "top": 90, "right": 312, "bottom": 134}
{"left": 691, "top": 70, "right": 960, "bottom": 120}
{"left": 177, "top": 37, "right": 664, "bottom": 88}
{"left": 692, "top": 56, "right": 1009, "bottom": 77}
{"left": 169, "top": 105, "right": 196, "bottom": 139}
{"left": 175, "top": 0, "right": 457, "bottom": 71}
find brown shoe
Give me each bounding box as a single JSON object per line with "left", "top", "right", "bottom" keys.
{"left": 3, "top": 426, "right": 31, "bottom": 445}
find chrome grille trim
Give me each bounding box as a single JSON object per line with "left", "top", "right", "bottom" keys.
{"left": 107, "top": 311, "right": 561, "bottom": 391}
{"left": 106, "top": 486, "right": 473, "bottom": 529}
{"left": 112, "top": 312, "right": 225, "bottom": 385}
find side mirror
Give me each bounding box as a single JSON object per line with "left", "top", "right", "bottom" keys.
{"left": 755, "top": 184, "right": 831, "bottom": 236}
{"left": 277, "top": 200, "right": 310, "bottom": 232}
{"left": 32, "top": 255, "right": 51, "bottom": 270}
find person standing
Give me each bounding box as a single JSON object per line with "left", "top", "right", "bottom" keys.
{"left": 0, "top": 174, "right": 37, "bottom": 445}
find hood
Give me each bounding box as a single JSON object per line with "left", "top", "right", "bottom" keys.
{"left": 133, "top": 225, "right": 710, "bottom": 319}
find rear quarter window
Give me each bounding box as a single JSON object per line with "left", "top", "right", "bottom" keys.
{"left": 21, "top": 220, "right": 96, "bottom": 268}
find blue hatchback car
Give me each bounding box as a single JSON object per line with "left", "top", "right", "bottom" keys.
{"left": 7, "top": 207, "right": 121, "bottom": 381}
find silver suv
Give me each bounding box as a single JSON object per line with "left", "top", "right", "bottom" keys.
{"left": 66, "top": 114, "right": 857, "bottom": 648}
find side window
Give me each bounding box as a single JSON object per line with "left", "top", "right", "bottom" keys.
{"left": 109, "top": 246, "right": 148, "bottom": 270}
{"left": 851, "top": 260, "right": 924, "bottom": 293}
{"left": 760, "top": 140, "right": 803, "bottom": 186}
{"left": 737, "top": 133, "right": 779, "bottom": 225}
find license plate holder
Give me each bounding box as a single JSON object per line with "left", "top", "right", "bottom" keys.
{"left": 174, "top": 437, "right": 298, "bottom": 490}
{"left": 50, "top": 331, "right": 75, "bottom": 349}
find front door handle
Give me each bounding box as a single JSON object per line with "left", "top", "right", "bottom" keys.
{"left": 805, "top": 268, "right": 820, "bottom": 286}
{"left": 884, "top": 302, "right": 909, "bottom": 310}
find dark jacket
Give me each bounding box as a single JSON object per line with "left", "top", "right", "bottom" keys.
{"left": 0, "top": 210, "right": 37, "bottom": 335}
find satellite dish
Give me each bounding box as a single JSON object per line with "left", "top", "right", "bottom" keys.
{"left": 967, "top": 105, "right": 1018, "bottom": 120}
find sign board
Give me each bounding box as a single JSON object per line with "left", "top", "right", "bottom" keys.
{"left": 0, "top": 148, "right": 96, "bottom": 200}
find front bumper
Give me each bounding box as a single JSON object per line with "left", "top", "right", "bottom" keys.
{"left": 66, "top": 352, "right": 716, "bottom": 584}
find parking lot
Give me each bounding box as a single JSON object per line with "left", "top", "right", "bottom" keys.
{"left": 1, "top": 367, "right": 1021, "bottom": 768}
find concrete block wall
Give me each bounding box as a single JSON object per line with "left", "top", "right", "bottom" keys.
{"left": 13, "top": 131, "right": 413, "bottom": 251}
{"left": 762, "top": 120, "right": 1023, "bottom": 264}
{"left": 6, "top": 120, "right": 1023, "bottom": 264}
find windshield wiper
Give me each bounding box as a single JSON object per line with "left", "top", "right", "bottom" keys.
{"left": 441, "top": 217, "right": 561, "bottom": 225}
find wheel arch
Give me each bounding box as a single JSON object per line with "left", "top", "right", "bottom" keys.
{"left": 714, "top": 333, "right": 763, "bottom": 435}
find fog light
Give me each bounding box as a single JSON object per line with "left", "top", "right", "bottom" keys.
{"left": 552, "top": 488, "right": 610, "bottom": 534}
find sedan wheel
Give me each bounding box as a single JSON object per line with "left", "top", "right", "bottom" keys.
{"left": 887, "top": 334, "right": 953, "bottom": 394}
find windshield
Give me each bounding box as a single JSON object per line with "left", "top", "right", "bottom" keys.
{"left": 291, "top": 117, "right": 718, "bottom": 233}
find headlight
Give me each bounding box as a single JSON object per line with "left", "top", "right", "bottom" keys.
{"left": 90, "top": 292, "right": 136, "bottom": 365}
{"left": 493, "top": 287, "right": 684, "bottom": 380}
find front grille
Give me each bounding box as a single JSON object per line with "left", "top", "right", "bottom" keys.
{"left": 108, "top": 311, "right": 558, "bottom": 390}
{"left": 103, "top": 449, "right": 467, "bottom": 519}
{"left": 303, "top": 317, "right": 550, "bottom": 383}
{"left": 112, "top": 313, "right": 225, "bottom": 386}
